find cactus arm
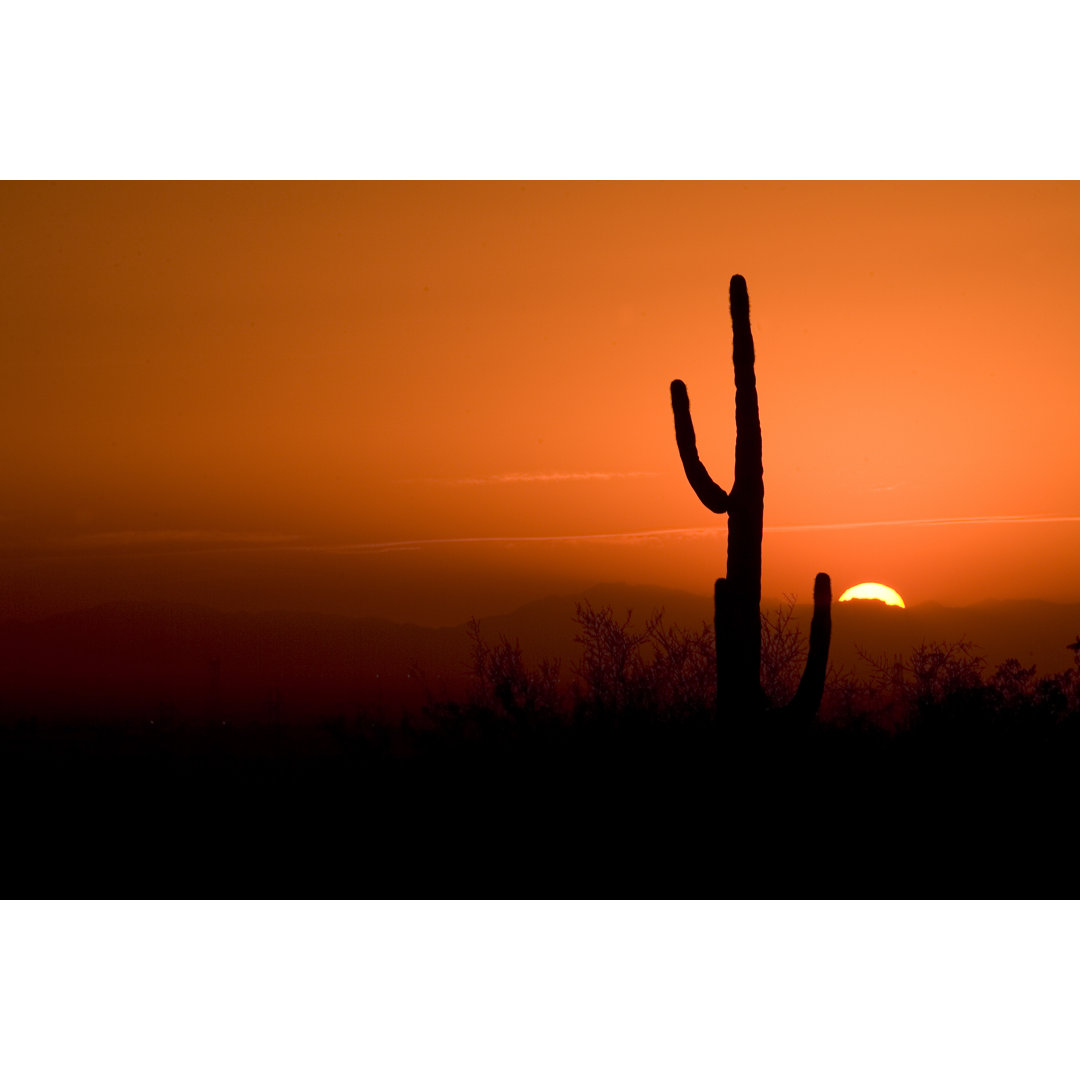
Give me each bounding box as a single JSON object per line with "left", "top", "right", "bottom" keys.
{"left": 670, "top": 380, "right": 730, "bottom": 513}
{"left": 787, "top": 572, "right": 833, "bottom": 719}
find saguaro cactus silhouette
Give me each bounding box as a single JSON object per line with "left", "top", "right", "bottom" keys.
{"left": 670, "top": 274, "right": 831, "bottom": 721}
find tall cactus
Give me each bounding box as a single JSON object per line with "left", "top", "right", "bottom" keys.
{"left": 670, "top": 274, "right": 832, "bottom": 721}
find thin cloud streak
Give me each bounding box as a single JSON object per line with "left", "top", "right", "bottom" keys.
{"left": 766, "top": 514, "right": 1080, "bottom": 533}
{"left": 409, "top": 471, "right": 660, "bottom": 486}
{"left": 33, "top": 515, "right": 1078, "bottom": 559}
{"left": 331, "top": 514, "right": 1080, "bottom": 553}
{"left": 326, "top": 526, "right": 713, "bottom": 553}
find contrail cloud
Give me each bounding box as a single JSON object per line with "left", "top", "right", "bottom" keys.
{"left": 62, "top": 516, "right": 1075, "bottom": 558}
{"left": 766, "top": 514, "right": 1080, "bottom": 533}
{"left": 335, "top": 514, "right": 1080, "bottom": 553}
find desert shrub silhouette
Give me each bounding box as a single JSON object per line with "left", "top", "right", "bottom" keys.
{"left": 464, "top": 617, "right": 563, "bottom": 723}
{"left": 671, "top": 275, "right": 831, "bottom": 723}
{"left": 458, "top": 603, "right": 716, "bottom": 728}
{"left": 570, "top": 601, "right": 715, "bottom": 721}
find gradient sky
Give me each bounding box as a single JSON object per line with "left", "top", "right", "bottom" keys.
{"left": 3, "top": 182, "right": 1079, "bottom": 624}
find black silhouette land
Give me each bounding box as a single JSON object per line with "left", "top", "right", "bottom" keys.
{"left": 4, "top": 276, "right": 1080, "bottom": 891}
{"left": 3, "top": 588, "right": 1080, "bottom": 889}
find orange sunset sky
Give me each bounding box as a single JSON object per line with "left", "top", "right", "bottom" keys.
{"left": 3, "top": 181, "right": 1079, "bottom": 625}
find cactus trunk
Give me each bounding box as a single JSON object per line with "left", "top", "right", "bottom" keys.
{"left": 671, "top": 275, "right": 831, "bottom": 722}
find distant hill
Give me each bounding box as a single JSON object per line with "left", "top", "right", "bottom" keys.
{"left": 1, "top": 589, "right": 1077, "bottom": 723}
{"left": 0, "top": 601, "right": 470, "bottom": 723}
{"left": 829, "top": 597, "right": 1080, "bottom": 679}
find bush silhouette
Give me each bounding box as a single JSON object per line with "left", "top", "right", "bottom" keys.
{"left": 571, "top": 602, "right": 715, "bottom": 720}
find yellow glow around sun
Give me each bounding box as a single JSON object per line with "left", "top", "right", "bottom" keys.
{"left": 837, "top": 582, "right": 906, "bottom": 608}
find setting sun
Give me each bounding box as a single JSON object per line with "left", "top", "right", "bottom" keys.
{"left": 837, "top": 582, "right": 907, "bottom": 608}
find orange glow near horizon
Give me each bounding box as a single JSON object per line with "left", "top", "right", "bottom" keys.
{"left": 3, "top": 181, "right": 1080, "bottom": 623}
{"left": 838, "top": 582, "right": 907, "bottom": 608}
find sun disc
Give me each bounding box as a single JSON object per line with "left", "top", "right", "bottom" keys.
{"left": 837, "top": 582, "right": 906, "bottom": 608}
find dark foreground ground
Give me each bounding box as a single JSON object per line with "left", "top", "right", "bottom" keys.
{"left": 2, "top": 708, "right": 1076, "bottom": 894}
